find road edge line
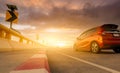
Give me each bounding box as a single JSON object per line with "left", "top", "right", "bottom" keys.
{"left": 58, "top": 52, "right": 120, "bottom": 73}
{"left": 10, "top": 50, "right": 51, "bottom": 73}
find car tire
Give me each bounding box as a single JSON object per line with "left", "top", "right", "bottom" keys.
{"left": 113, "top": 48, "right": 120, "bottom": 53}
{"left": 90, "top": 41, "right": 100, "bottom": 54}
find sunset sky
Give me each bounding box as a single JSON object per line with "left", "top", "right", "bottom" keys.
{"left": 0, "top": 0, "right": 120, "bottom": 47}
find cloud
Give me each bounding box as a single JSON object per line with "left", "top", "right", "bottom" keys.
{"left": 12, "top": 24, "right": 36, "bottom": 30}
{"left": 1, "top": 0, "right": 120, "bottom": 43}
{"left": 0, "top": 0, "right": 120, "bottom": 30}
{"left": 82, "top": 0, "right": 120, "bottom": 24}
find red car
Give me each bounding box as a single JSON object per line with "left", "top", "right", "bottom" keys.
{"left": 74, "top": 24, "right": 120, "bottom": 53}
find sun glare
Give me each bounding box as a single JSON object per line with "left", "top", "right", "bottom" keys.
{"left": 56, "top": 42, "right": 66, "bottom": 47}
{"left": 37, "top": 28, "right": 77, "bottom": 48}
{"left": 39, "top": 37, "right": 68, "bottom": 48}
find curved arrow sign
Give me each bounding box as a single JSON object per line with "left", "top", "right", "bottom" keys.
{"left": 6, "top": 10, "right": 18, "bottom": 23}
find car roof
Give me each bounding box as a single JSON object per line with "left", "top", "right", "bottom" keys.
{"left": 101, "top": 24, "right": 118, "bottom": 30}
{"left": 80, "top": 27, "right": 98, "bottom": 35}
{"left": 80, "top": 24, "right": 118, "bottom": 36}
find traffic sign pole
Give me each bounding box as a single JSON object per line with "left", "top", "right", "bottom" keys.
{"left": 10, "top": 21, "right": 12, "bottom": 29}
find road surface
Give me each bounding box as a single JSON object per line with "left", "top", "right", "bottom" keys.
{"left": 47, "top": 48, "right": 120, "bottom": 73}
{"left": 0, "top": 49, "right": 41, "bottom": 73}
{"left": 1, "top": 47, "right": 120, "bottom": 73}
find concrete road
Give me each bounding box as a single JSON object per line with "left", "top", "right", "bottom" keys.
{"left": 1, "top": 47, "right": 120, "bottom": 73}
{"left": 0, "top": 49, "right": 41, "bottom": 73}
{"left": 47, "top": 48, "right": 120, "bottom": 73}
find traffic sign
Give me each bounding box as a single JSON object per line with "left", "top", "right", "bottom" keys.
{"left": 7, "top": 4, "right": 18, "bottom": 11}
{"left": 6, "top": 10, "right": 18, "bottom": 23}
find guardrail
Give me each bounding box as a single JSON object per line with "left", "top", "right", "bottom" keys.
{"left": 0, "top": 24, "right": 41, "bottom": 52}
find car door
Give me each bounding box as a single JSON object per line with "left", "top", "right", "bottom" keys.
{"left": 77, "top": 32, "right": 89, "bottom": 50}
{"left": 78, "top": 29, "right": 95, "bottom": 51}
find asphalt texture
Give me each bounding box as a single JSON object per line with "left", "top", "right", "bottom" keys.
{"left": 1, "top": 47, "right": 120, "bottom": 73}
{"left": 0, "top": 49, "right": 41, "bottom": 73}
{"left": 47, "top": 48, "right": 120, "bottom": 73}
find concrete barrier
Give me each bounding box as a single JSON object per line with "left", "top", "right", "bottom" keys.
{"left": 8, "top": 40, "right": 41, "bottom": 51}
{"left": 0, "top": 38, "right": 41, "bottom": 51}
{"left": 0, "top": 24, "right": 41, "bottom": 52}
{"left": 0, "top": 38, "right": 12, "bottom": 52}
{"left": 10, "top": 50, "right": 51, "bottom": 73}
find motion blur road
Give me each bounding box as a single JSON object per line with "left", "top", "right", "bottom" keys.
{"left": 0, "top": 49, "right": 41, "bottom": 73}
{"left": 1, "top": 47, "right": 120, "bottom": 73}
{"left": 47, "top": 48, "right": 120, "bottom": 73}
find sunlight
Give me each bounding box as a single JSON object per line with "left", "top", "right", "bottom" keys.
{"left": 56, "top": 42, "right": 66, "bottom": 47}
{"left": 39, "top": 37, "right": 68, "bottom": 48}
{"left": 36, "top": 28, "right": 79, "bottom": 48}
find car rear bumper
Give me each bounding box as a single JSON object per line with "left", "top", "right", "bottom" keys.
{"left": 101, "top": 40, "right": 120, "bottom": 49}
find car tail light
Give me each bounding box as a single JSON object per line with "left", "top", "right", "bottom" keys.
{"left": 97, "top": 29, "right": 105, "bottom": 35}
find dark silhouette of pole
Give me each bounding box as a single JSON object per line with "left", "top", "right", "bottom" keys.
{"left": 10, "top": 21, "right": 12, "bottom": 29}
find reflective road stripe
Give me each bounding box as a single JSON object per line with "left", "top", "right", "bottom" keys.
{"left": 59, "top": 52, "right": 120, "bottom": 73}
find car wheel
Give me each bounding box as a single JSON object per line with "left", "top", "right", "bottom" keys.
{"left": 90, "top": 42, "right": 100, "bottom": 54}
{"left": 113, "top": 48, "right": 120, "bottom": 53}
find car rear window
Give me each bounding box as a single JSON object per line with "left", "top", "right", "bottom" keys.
{"left": 101, "top": 24, "right": 118, "bottom": 30}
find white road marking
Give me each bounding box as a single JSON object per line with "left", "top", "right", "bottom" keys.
{"left": 10, "top": 69, "right": 48, "bottom": 73}
{"left": 58, "top": 52, "right": 120, "bottom": 73}
{"left": 31, "top": 54, "right": 47, "bottom": 59}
